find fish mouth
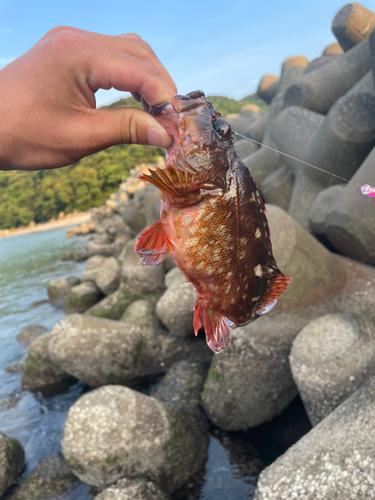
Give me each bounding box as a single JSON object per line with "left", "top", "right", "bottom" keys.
{"left": 149, "top": 90, "right": 207, "bottom": 116}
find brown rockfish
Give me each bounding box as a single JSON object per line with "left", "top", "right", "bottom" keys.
{"left": 135, "top": 90, "right": 291, "bottom": 353}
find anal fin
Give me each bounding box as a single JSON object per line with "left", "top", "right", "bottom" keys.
{"left": 194, "top": 297, "right": 231, "bottom": 353}
{"left": 134, "top": 220, "right": 173, "bottom": 266}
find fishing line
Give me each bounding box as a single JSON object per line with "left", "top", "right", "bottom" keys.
{"left": 232, "top": 130, "right": 375, "bottom": 197}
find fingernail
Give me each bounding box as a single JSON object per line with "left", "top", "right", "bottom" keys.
{"left": 148, "top": 126, "right": 172, "bottom": 148}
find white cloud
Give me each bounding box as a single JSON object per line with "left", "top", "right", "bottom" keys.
{"left": 0, "top": 57, "right": 15, "bottom": 69}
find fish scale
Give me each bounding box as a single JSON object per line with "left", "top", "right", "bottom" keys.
{"left": 135, "top": 91, "right": 291, "bottom": 353}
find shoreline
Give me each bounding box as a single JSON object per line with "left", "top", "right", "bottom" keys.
{"left": 0, "top": 213, "right": 91, "bottom": 239}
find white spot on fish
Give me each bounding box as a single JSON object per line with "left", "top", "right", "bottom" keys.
{"left": 240, "top": 237, "right": 247, "bottom": 245}
{"left": 204, "top": 212, "right": 214, "bottom": 222}
{"left": 225, "top": 212, "right": 232, "bottom": 218}
{"left": 200, "top": 227, "right": 208, "bottom": 234}
{"left": 236, "top": 286, "right": 240, "bottom": 292}
{"left": 207, "top": 267, "right": 214, "bottom": 275}
{"left": 254, "top": 265, "right": 263, "bottom": 277}
{"left": 239, "top": 250, "right": 246, "bottom": 259}
{"left": 250, "top": 193, "right": 256, "bottom": 202}
{"left": 230, "top": 298, "right": 236, "bottom": 304}
{"left": 187, "top": 237, "right": 199, "bottom": 247}
{"left": 197, "top": 262, "right": 204, "bottom": 270}
{"left": 227, "top": 271, "right": 233, "bottom": 279}
{"left": 252, "top": 296, "right": 260, "bottom": 302}
{"left": 226, "top": 284, "right": 232, "bottom": 294}
{"left": 242, "top": 294, "right": 247, "bottom": 299}
{"left": 255, "top": 228, "right": 261, "bottom": 238}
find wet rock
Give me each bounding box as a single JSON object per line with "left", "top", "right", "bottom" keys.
{"left": 257, "top": 74, "right": 279, "bottom": 104}
{"left": 260, "top": 165, "right": 294, "bottom": 211}
{"left": 64, "top": 281, "right": 103, "bottom": 314}
{"left": 21, "top": 333, "right": 72, "bottom": 396}
{"left": 5, "top": 359, "right": 25, "bottom": 373}
{"left": 322, "top": 42, "right": 344, "bottom": 55}
{"left": 156, "top": 282, "right": 196, "bottom": 337}
{"left": 9, "top": 452, "right": 78, "bottom": 500}
{"left": 85, "top": 282, "right": 161, "bottom": 320}
{"left": 201, "top": 205, "right": 345, "bottom": 430}
{"left": 120, "top": 300, "right": 163, "bottom": 329}
{"left": 30, "top": 299, "right": 48, "bottom": 308}
{"left": 254, "top": 375, "right": 375, "bottom": 500}
{"left": 91, "top": 233, "right": 113, "bottom": 245}
{"left": 309, "top": 184, "right": 346, "bottom": 239}
{"left": 284, "top": 38, "right": 371, "bottom": 113}
{"left": 16, "top": 325, "right": 48, "bottom": 347}
{"left": 62, "top": 385, "right": 208, "bottom": 492}
{"left": 73, "top": 250, "right": 87, "bottom": 262}
{"left": 325, "top": 144, "right": 375, "bottom": 265}
{"left": 121, "top": 238, "right": 165, "bottom": 294}
{"left": 0, "top": 432, "right": 24, "bottom": 495}
{"left": 47, "top": 277, "right": 80, "bottom": 307}
{"left": 94, "top": 478, "right": 170, "bottom": 500}
{"left": 332, "top": 2, "right": 375, "bottom": 51}
{"left": 95, "top": 257, "right": 120, "bottom": 296}
{"left": 154, "top": 359, "right": 208, "bottom": 421}
{"left": 61, "top": 252, "right": 73, "bottom": 261}
{"left": 290, "top": 313, "right": 375, "bottom": 426}
{"left": 48, "top": 314, "right": 204, "bottom": 387}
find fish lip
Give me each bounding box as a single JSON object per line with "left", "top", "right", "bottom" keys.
{"left": 149, "top": 102, "right": 171, "bottom": 116}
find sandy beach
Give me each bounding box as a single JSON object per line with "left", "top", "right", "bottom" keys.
{"left": 0, "top": 212, "right": 91, "bottom": 239}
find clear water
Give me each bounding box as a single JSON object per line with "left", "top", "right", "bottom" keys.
{"left": 0, "top": 228, "right": 261, "bottom": 500}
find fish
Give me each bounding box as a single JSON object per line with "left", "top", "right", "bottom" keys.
{"left": 134, "top": 90, "right": 291, "bottom": 353}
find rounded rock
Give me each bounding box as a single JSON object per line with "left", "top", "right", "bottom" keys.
{"left": 62, "top": 385, "right": 208, "bottom": 492}
{"left": 0, "top": 432, "right": 25, "bottom": 495}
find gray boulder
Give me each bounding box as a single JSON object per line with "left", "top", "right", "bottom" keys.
{"left": 0, "top": 432, "right": 24, "bottom": 495}
{"left": 110, "top": 233, "right": 132, "bottom": 258}
{"left": 72, "top": 250, "right": 87, "bottom": 262}
{"left": 164, "top": 266, "right": 185, "bottom": 288}
{"left": 62, "top": 385, "right": 208, "bottom": 492}
{"left": 86, "top": 241, "right": 113, "bottom": 258}
{"left": 233, "top": 138, "right": 259, "bottom": 159}
{"left": 94, "top": 478, "right": 170, "bottom": 500}
{"left": 81, "top": 255, "right": 106, "bottom": 283}
{"left": 61, "top": 251, "right": 73, "bottom": 261}
{"left": 9, "top": 452, "right": 78, "bottom": 500}
{"left": 47, "top": 277, "right": 80, "bottom": 307}
{"left": 255, "top": 375, "right": 375, "bottom": 500}
{"left": 154, "top": 359, "right": 208, "bottom": 422}
{"left": 156, "top": 282, "right": 196, "bottom": 337}
{"left": 5, "top": 359, "right": 25, "bottom": 373}
{"left": 21, "top": 333, "right": 72, "bottom": 396}
{"left": 290, "top": 313, "right": 375, "bottom": 426}
{"left": 120, "top": 300, "right": 163, "bottom": 329}
{"left": 227, "top": 113, "right": 256, "bottom": 138}
{"left": 16, "top": 325, "right": 48, "bottom": 347}
{"left": 85, "top": 282, "right": 161, "bottom": 320}
{"left": 243, "top": 110, "right": 269, "bottom": 143}
{"left": 322, "top": 42, "right": 344, "bottom": 55}
{"left": 332, "top": 2, "right": 375, "bottom": 51}
{"left": 48, "top": 314, "right": 204, "bottom": 387}
{"left": 95, "top": 257, "right": 120, "bottom": 296}
{"left": 121, "top": 238, "right": 165, "bottom": 294}
{"left": 64, "top": 281, "right": 103, "bottom": 314}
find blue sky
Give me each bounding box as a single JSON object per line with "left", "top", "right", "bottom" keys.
{"left": 0, "top": 0, "right": 374, "bottom": 106}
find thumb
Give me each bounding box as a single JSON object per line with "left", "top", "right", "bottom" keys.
{"left": 83, "top": 106, "right": 172, "bottom": 151}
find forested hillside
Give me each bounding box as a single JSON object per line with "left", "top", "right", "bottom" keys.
{"left": 0, "top": 93, "right": 266, "bottom": 229}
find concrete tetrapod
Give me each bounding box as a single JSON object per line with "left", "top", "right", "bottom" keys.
{"left": 245, "top": 56, "right": 309, "bottom": 185}
{"left": 256, "top": 74, "right": 279, "bottom": 104}
{"left": 255, "top": 375, "right": 375, "bottom": 499}
{"left": 325, "top": 145, "right": 375, "bottom": 264}
{"left": 290, "top": 313, "right": 375, "bottom": 426}
{"left": 273, "top": 92, "right": 375, "bottom": 230}
{"left": 284, "top": 37, "right": 371, "bottom": 113}
{"left": 332, "top": 2, "right": 375, "bottom": 52}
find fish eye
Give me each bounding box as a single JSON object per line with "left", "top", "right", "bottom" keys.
{"left": 213, "top": 118, "right": 231, "bottom": 140}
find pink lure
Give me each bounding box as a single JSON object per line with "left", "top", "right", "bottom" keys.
{"left": 361, "top": 185, "right": 375, "bottom": 197}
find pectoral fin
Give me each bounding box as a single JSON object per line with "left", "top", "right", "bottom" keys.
{"left": 134, "top": 220, "right": 173, "bottom": 266}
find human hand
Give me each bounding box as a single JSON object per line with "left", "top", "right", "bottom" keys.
{"left": 0, "top": 27, "right": 177, "bottom": 171}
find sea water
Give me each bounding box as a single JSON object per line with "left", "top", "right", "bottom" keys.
{"left": 0, "top": 228, "right": 259, "bottom": 499}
